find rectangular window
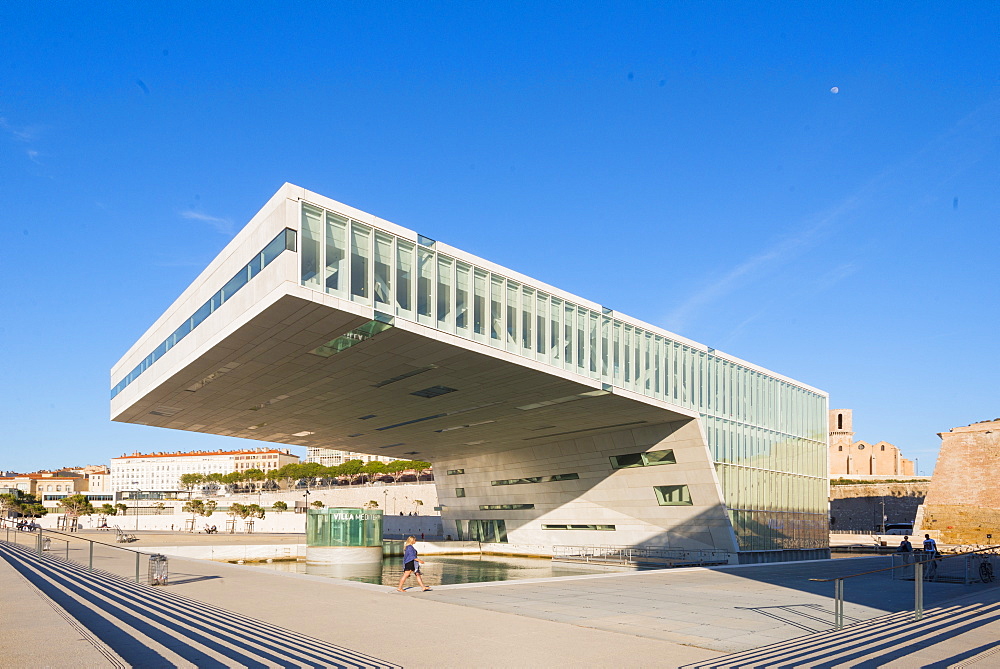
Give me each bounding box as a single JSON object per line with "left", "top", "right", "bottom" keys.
{"left": 301, "top": 204, "right": 322, "bottom": 288}
{"left": 654, "top": 485, "right": 693, "bottom": 506}
{"left": 437, "top": 255, "right": 454, "bottom": 329}
{"left": 549, "top": 297, "right": 561, "bottom": 363}
{"left": 610, "top": 449, "right": 677, "bottom": 469}
{"left": 447, "top": 469, "right": 464, "bottom": 475}
{"left": 456, "top": 262, "right": 471, "bottom": 333}
{"left": 492, "top": 473, "right": 579, "bottom": 486}
{"left": 417, "top": 248, "right": 434, "bottom": 321}
{"left": 396, "top": 240, "right": 414, "bottom": 314}
{"left": 374, "top": 232, "right": 393, "bottom": 305}
{"left": 479, "top": 504, "right": 534, "bottom": 511}
{"left": 490, "top": 275, "right": 504, "bottom": 343}
{"left": 506, "top": 281, "right": 519, "bottom": 351}
{"left": 542, "top": 524, "right": 615, "bottom": 531}
{"left": 350, "top": 223, "right": 371, "bottom": 300}
{"left": 455, "top": 488, "right": 465, "bottom": 498}
{"left": 473, "top": 269, "right": 488, "bottom": 338}
{"left": 325, "top": 212, "right": 348, "bottom": 294}
{"left": 492, "top": 477, "right": 542, "bottom": 486}
{"left": 536, "top": 292, "right": 547, "bottom": 357}
{"left": 521, "top": 286, "right": 533, "bottom": 353}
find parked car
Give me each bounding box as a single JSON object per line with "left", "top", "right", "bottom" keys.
{"left": 884, "top": 523, "right": 913, "bottom": 535}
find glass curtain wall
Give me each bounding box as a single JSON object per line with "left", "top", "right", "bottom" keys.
{"left": 300, "top": 202, "right": 828, "bottom": 552}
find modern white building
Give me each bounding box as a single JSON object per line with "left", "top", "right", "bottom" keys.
{"left": 109, "top": 448, "right": 299, "bottom": 492}
{"left": 110, "top": 184, "right": 829, "bottom": 562}
{"left": 304, "top": 447, "right": 400, "bottom": 467}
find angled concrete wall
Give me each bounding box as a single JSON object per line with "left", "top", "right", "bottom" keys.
{"left": 435, "top": 419, "right": 738, "bottom": 551}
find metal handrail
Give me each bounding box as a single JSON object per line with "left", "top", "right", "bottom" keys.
{"left": 810, "top": 544, "right": 1000, "bottom": 629}
{"left": 810, "top": 544, "right": 1000, "bottom": 582}
{"left": 1, "top": 519, "right": 153, "bottom": 583}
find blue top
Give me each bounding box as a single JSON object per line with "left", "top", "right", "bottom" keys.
{"left": 403, "top": 545, "right": 417, "bottom": 563}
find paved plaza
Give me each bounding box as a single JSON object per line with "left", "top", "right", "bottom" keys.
{"left": 3, "top": 529, "right": 1000, "bottom": 667}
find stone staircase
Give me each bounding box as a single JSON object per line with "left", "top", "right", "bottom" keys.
{"left": 683, "top": 594, "right": 1000, "bottom": 668}
{"left": 0, "top": 541, "right": 397, "bottom": 668}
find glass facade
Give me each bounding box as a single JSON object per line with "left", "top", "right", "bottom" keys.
{"left": 297, "top": 201, "right": 829, "bottom": 553}
{"left": 111, "top": 229, "right": 297, "bottom": 399}
{"left": 306, "top": 508, "right": 383, "bottom": 547}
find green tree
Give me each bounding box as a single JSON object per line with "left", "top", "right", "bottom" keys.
{"left": 362, "top": 460, "right": 387, "bottom": 482}
{"left": 153, "top": 502, "right": 166, "bottom": 515}
{"left": 339, "top": 459, "right": 364, "bottom": 485}
{"left": 384, "top": 460, "right": 408, "bottom": 483}
{"left": 182, "top": 499, "right": 206, "bottom": 518}
{"left": 17, "top": 494, "right": 47, "bottom": 518}
{"left": 363, "top": 500, "right": 379, "bottom": 510}
{"left": 277, "top": 463, "right": 303, "bottom": 490}
{"left": 98, "top": 503, "right": 116, "bottom": 516}
{"left": 272, "top": 501, "right": 288, "bottom": 513}
{"left": 58, "top": 494, "right": 95, "bottom": 518}
{"left": 179, "top": 473, "right": 205, "bottom": 490}
{"left": 244, "top": 468, "right": 265, "bottom": 491}
{"left": 229, "top": 502, "right": 248, "bottom": 519}
{"left": 244, "top": 503, "right": 266, "bottom": 519}
{"left": 0, "top": 493, "right": 21, "bottom": 517}
{"left": 204, "top": 500, "right": 218, "bottom": 517}
{"left": 114, "top": 502, "right": 128, "bottom": 516}
{"left": 310, "top": 500, "right": 325, "bottom": 508}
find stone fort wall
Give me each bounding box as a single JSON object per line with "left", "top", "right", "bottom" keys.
{"left": 916, "top": 420, "right": 1000, "bottom": 544}
{"left": 830, "top": 482, "right": 929, "bottom": 532}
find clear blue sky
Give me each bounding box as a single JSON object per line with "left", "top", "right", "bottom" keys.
{"left": 1, "top": 3, "right": 997, "bottom": 475}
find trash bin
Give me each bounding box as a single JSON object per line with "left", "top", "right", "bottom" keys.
{"left": 148, "top": 554, "right": 168, "bottom": 586}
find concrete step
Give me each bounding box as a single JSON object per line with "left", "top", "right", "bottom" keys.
{"left": 685, "top": 596, "right": 1000, "bottom": 668}
{"left": 0, "top": 541, "right": 397, "bottom": 668}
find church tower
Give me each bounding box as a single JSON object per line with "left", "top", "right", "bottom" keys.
{"left": 829, "top": 409, "right": 854, "bottom": 475}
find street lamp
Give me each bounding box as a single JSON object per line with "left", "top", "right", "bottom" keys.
{"left": 135, "top": 490, "right": 142, "bottom": 532}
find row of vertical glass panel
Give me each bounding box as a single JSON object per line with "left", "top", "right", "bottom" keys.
{"left": 728, "top": 509, "right": 829, "bottom": 551}
{"left": 300, "top": 202, "right": 825, "bottom": 454}
{"left": 300, "top": 202, "right": 829, "bottom": 552}
{"left": 112, "top": 229, "right": 296, "bottom": 399}
{"left": 703, "top": 415, "right": 826, "bottom": 479}
{"left": 715, "top": 464, "right": 827, "bottom": 514}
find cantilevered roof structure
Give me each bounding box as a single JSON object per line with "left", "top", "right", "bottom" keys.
{"left": 111, "top": 184, "right": 829, "bottom": 561}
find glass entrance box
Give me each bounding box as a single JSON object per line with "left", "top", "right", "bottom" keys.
{"left": 306, "top": 508, "right": 383, "bottom": 565}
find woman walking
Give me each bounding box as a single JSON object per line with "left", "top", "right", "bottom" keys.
{"left": 397, "top": 536, "right": 430, "bottom": 592}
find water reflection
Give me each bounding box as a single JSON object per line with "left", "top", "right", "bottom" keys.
{"left": 248, "top": 555, "right": 603, "bottom": 586}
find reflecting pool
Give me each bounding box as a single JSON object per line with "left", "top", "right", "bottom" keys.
{"left": 244, "top": 554, "right": 604, "bottom": 586}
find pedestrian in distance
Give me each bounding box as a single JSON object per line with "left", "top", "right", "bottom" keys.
{"left": 897, "top": 536, "right": 913, "bottom": 553}
{"left": 396, "top": 536, "right": 430, "bottom": 592}
{"left": 923, "top": 534, "right": 938, "bottom": 555}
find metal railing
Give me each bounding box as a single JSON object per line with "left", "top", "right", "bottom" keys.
{"left": 2, "top": 519, "right": 151, "bottom": 583}
{"left": 811, "top": 545, "right": 1000, "bottom": 629}
{"left": 553, "top": 544, "right": 732, "bottom": 568}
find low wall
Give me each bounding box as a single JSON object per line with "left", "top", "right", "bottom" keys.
{"left": 141, "top": 544, "right": 306, "bottom": 561}
{"left": 34, "top": 483, "right": 442, "bottom": 535}
{"left": 33, "top": 511, "right": 444, "bottom": 538}
{"left": 829, "top": 482, "right": 929, "bottom": 532}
